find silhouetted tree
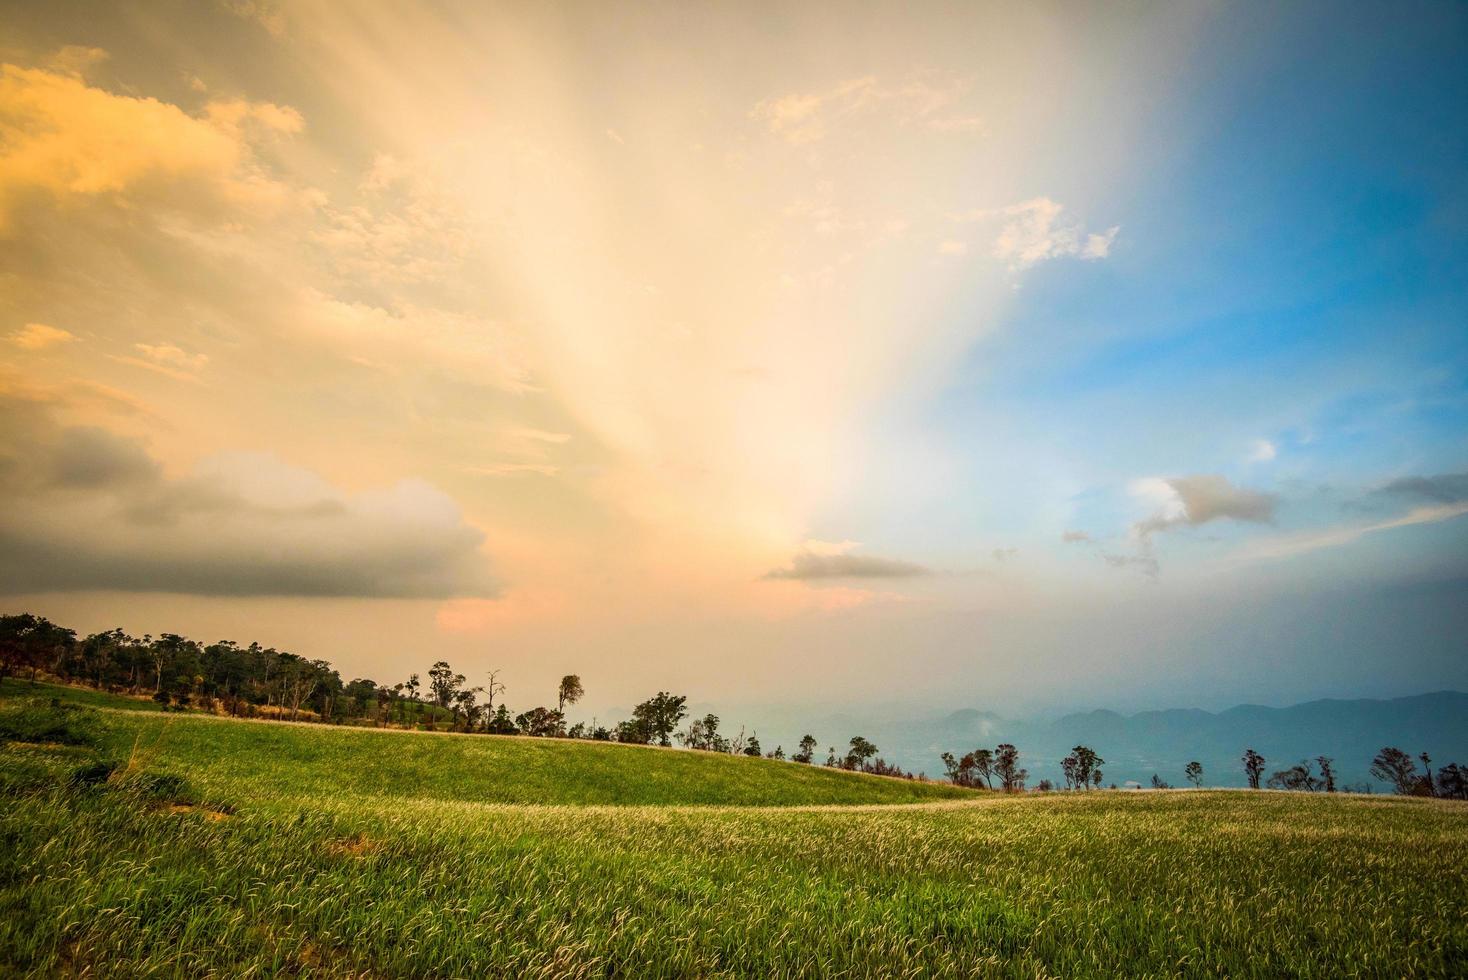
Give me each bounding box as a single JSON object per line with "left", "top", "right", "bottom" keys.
{"left": 486, "top": 704, "right": 516, "bottom": 734}
{"left": 993, "top": 743, "right": 1026, "bottom": 792}
{"left": 1072, "top": 745, "right": 1103, "bottom": 790}
{"left": 1420, "top": 752, "right": 1435, "bottom": 797}
{"left": 1242, "top": 748, "right": 1266, "bottom": 789}
{"left": 1150, "top": 774, "right": 1172, "bottom": 789}
{"left": 483, "top": 669, "right": 506, "bottom": 721}
{"left": 1370, "top": 747, "right": 1421, "bottom": 795}
{"left": 793, "top": 734, "right": 818, "bottom": 764}
{"left": 1185, "top": 761, "right": 1203, "bottom": 788}
{"left": 1436, "top": 762, "right": 1467, "bottom": 800}
{"left": 1315, "top": 756, "right": 1336, "bottom": 793}
{"left": 557, "top": 674, "right": 584, "bottom": 715}
{"left": 621, "top": 692, "right": 687, "bottom": 746}
{"left": 744, "top": 734, "right": 762, "bottom": 757}
{"left": 515, "top": 706, "right": 563, "bottom": 737}
{"left": 1266, "top": 760, "right": 1321, "bottom": 791}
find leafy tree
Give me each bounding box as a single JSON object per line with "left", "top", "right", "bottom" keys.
{"left": 427, "top": 661, "right": 464, "bottom": 712}
{"left": 1151, "top": 774, "right": 1172, "bottom": 790}
{"left": 515, "top": 706, "right": 564, "bottom": 737}
{"left": 941, "top": 748, "right": 995, "bottom": 789}
{"left": 1071, "top": 745, "right": 1103, "bottom": 790}
{"left": 744, "top": 734, "right": 762, "bottom": 757}
{"left": 993, "top": 743, "right": 1026, "bottom": 792}
{"left": 1185, "top": 761, "right": 1203, "bottom": 788}
{"left": 1370, "top": 747, "right": 1421, "bottom": 795}
{"left": 558, "top": 674, "right": 584, "bottom": 715}
{"left": 0, "top": 614, "right": 75, "bottom": 683}
{"left": 769, "top": 745, "right": 785, "bottom": 760}
{"left": 621, "top": 692, "right": 687, "bottom": 746}
{"left": 845, "top": 736, "right": 878, "bottom": 771}
{"left": 793, "top": 734, "right": 818, "bottom": 764}
{"left": 1060, "top": 753, "right": 1078, "bottom": 790}
{"left": 486, "top": 704, "right": 517, "bottom": 734}
{"left": 1242, "top": 748, "right": 1266, "bottom": 789}
{"left": 968, "top": 748, "right": 994, "bottom": 789}
{"left": 679, "top": 713, "right": 726, "bottom": 751}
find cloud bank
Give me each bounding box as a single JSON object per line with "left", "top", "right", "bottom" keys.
{"left": 0, "top": 399, "right": 496, "bottom": 598}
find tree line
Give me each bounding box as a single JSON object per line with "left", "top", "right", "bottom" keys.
{"left": 0, "top": 613, "right": 918, "bottom": 777}
{"left": 936, "top": 740, "right": 1466, "bottom": 798}
{"left": 6, "top": 612, "right": 1461, "bottom": 796}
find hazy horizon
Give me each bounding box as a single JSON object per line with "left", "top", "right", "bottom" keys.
{"left": 3, "top": 1, "right": 1466, "bottom": 716}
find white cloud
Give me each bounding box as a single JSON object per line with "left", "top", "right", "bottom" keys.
{"left": 1248, "top": 439, "right": 1277, "bottom": 463}
{"left": 964, "top": 197, "right": 1119, "bottom": 271}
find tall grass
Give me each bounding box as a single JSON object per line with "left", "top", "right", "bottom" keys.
{"left": 2, "top": 687, "right": 1465, "bottom": 977}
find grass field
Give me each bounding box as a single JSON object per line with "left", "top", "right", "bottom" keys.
{"left": 3, "top": 684, "right": 1466, "bottom": 977}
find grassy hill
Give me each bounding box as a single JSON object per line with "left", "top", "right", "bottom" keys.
{"left": 2, "top": 683, "right": 1466, "bottom": 977}
{"left": 0, "top": 680, "right": 967, "bottom": 806}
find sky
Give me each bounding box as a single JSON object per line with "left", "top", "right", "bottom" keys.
{"left": 1, "top": 1, "right": 1465, "bottom": 720}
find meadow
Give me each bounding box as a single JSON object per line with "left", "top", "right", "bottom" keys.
{"left": 2, "top": 684, "right": 1466, "bottom": 977}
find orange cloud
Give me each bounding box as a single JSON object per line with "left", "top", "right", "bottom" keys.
{"left": 0, "top": 59, "right": 301, "bottom": 228}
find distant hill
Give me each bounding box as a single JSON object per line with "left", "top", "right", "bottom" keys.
{"left": 869, "top": 691, "right": 1468, "bottom": 789}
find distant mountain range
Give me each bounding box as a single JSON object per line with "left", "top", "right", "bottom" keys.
{"left": 737, "top": 691, "right": 1468, "bottom": 790}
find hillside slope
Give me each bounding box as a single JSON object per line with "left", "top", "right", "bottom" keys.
{"left": 8, "top": 682, "right": 969, "bottom": 806}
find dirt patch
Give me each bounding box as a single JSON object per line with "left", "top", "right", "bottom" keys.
{"left": 326, "top": 832, "right": 380, "bottom": 857}
{"left": 166, "top": 803, "right": 232, "bottom": 821}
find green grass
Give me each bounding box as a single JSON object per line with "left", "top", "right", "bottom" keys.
{"left": 3, "top": 687, "right": 1466, "bottom": 977}
{"left": 0, "top": 676, "right": 167, "bottom": 712}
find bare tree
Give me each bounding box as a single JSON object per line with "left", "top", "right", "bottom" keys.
{"left": 1315, "top": 756, "right": 1336, "bottom": 793}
